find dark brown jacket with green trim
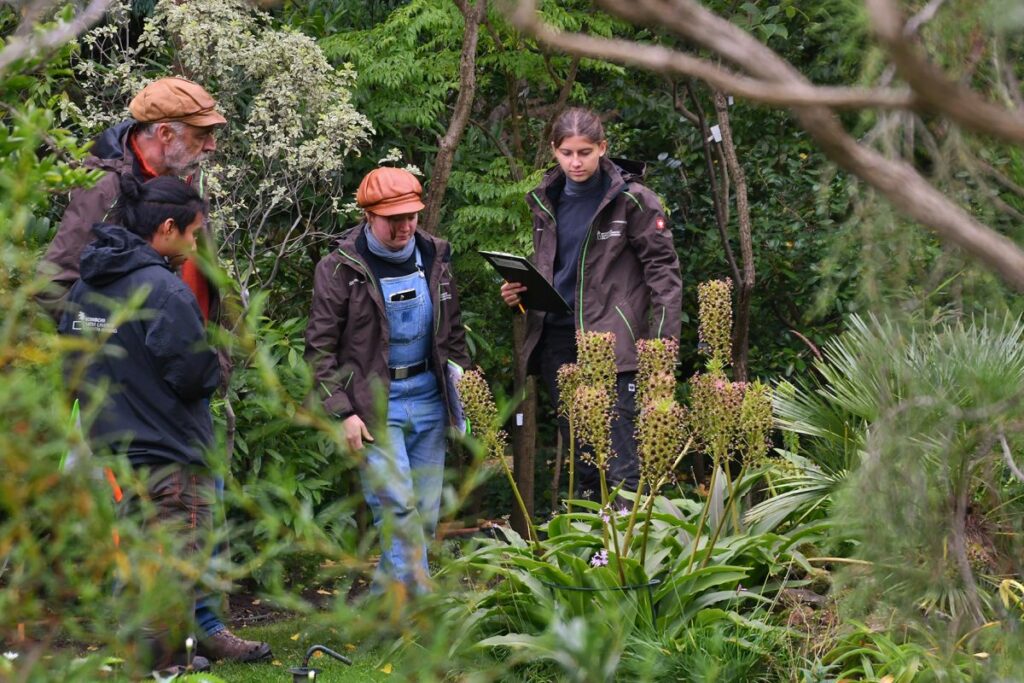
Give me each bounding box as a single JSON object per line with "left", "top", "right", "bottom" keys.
{"left": 304, "top": 225, "right": 471, "bottom": 426}
{"left": 522, "top": 157, "right": 682, "bottom": 373}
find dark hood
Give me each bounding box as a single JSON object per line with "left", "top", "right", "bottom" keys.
{"left": 90, "top": 120, "right": 135, "bottom": 160}
{"left": 79, "top": 223, "right": 169, "bottom": 286}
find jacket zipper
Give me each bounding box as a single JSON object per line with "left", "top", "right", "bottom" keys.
{"left": 577, "top": 223, "right": 594, "bottom": 331}
{"left": 530, "top": 191, "right": 556, "bottom": 223}
{"left": 575, "top": 187, "right": 623, "bottom": 332}
{"left": 337, "top": 247, "right": 388, "bottom": 348}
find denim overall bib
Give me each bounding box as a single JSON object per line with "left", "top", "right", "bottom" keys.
{"left": 361, "top": 248, "right": 447, "bottom": 590}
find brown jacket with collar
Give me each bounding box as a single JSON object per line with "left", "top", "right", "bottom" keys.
{"left": 304, "top": 225, "right": 471, "bottom": 426}
{"left": 522, "top": 157, "right": 682, "bottom": 373}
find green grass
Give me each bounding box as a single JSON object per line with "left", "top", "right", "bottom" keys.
{"left": 212, "top": 620, "right": 390, "bottom": 682}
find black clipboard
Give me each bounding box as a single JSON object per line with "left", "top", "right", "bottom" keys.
{"left": 479, "top": 250, "right": 571, "bottom": 314}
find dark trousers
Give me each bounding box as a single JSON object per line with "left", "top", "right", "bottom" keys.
{"left": 538, "top": 324, "right": 640, "bottom": 501}
{"left": 120, "top": 463, "right": 215, "bottom": 657}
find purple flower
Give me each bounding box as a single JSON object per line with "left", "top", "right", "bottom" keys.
{"left": 591, "top": 549, "right": 609, "bottom": 567}
{"left": 599, "top": 507, "right": 611, "bottom": 524}
{"left": 618, "top": 505, "right": 629, "bottom": 517}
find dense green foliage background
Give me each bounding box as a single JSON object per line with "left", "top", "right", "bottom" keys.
{"left": 5, "top": 0, "right": 1024, "bottom": 680}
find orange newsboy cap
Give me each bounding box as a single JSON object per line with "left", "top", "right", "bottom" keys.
{"left": 356, "top": 167, "right": 425, "bottom": 216}
{"left": 129, "top": 77, "right": 227, "bottom": 127}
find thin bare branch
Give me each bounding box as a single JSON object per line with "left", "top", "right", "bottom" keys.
{"left": 1000, "top": 433, "right": 1024, "bottom": 484}
{"left": 422, "top": 0, "right": 488, "bottom": 234}
{"left": 903, "top": 0, "right": 946, "bottom": 36}
{"left": 683, "top": 81, "right": 740, "bottom": 285}
{"left": 507, "top": 7, "right": 913, "bottom": 110}
{"left": 866, "top": 0, "right": 1024, "bottom": 144}
{"left": 788, "top": 327, "right": 823, "bottom": 361}
{"left": 994, "top": 38, "right": 1024, "bottom": 112}
{"left": 714, "top": 90, "right": 754, "bottom": 381}
{"left": 0, "top": 0, "right": 112, "bottom": 74}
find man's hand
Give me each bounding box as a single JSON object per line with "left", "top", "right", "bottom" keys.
{"left": 342, "top": 414, "right": 374, "bottom": 451}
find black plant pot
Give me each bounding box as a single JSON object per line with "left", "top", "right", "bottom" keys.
{"left": 288, "top": 666, "right": 319, "bottom": 681}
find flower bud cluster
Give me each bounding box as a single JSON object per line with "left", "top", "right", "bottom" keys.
{"left": 687, "top": 372, "right": 747, "bottom": 464}
{"left": 636, "top": 337, "right": 679, "bottom": 406}
{"left": 458, "top": 369, "right": 508, "bottom": 458}
{"left": 573, "top": 384, "right": 613, "bottom": 468}
{"left": 556, "top": 363, "right": 581, "bottom": 420}
{"left": 637, "top": 397, "right": 688, "bottom": 490}
{"left": 739, "top": 380, "right": 773, "bottom": 467}
{"left": 576, "top": 330, "right": 617, "bottom": 397}
{"left": 634, "top": 337, "right": 686, "bottom": 489}
{"left": 698, "top": 279, "right": 733, "bottom": 368}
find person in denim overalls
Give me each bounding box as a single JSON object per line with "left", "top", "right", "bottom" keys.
{"left": 305, "top": 167, "right": 470, "bottom": 594}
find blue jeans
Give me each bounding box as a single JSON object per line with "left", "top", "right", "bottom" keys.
{"left": 193, "top": 475, "right": 225, "bottom": 637}
{"left": 360, "top": 370, "right": 447, "bottom": 591}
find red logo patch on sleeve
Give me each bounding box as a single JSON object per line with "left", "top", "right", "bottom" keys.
{"left": 655, "top": 216, "right": 666, "bottom": 230}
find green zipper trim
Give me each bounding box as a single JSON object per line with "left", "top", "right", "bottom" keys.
{"left": 343, "top": 371, "right": 354, "bottom": 389}
{"left": 623, "top": 191, "right": 643, "bottom": 210}
{"left": 338, "top": 248, "right": 378, "bottom": 290}
{"left": 614, "top": 305, "right": 636, "bottom": 342}
{"left": 197, "top": 169, "right": 206, "bottom": 197}
{"left": 656, "top": 306, "right": 666, "bottom": 338}
{"left": 576, "top": 224, "right": 594, "bottom": 331}
{"left": 531, "top": 191, "right": 556, "bottom": 222}
{"left": 435, "top": 278, "right": 442, "bottom": 337}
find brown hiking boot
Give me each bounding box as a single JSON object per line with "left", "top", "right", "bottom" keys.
{"left": 199, "top": 629, "right": 272, "bottom": 663}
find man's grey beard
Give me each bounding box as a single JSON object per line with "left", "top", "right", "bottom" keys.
{"left": 165, "top": 136, "right": 207, "bottom": 178}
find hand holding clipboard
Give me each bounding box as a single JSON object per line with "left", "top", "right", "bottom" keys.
{"left": 481, "top": 250, "right": 571, "bottom": 315}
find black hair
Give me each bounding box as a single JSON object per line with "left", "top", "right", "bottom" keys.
{"left": 116, "top": 174, "right": 205, "bottom": 240}
{"left": 550, "top": 107, "right": 606, "bottom": 147}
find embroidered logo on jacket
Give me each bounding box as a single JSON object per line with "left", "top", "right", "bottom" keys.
{"left": 72, "top": 311, "right": 118, "bottom": 333}
{"left": 596, "top": 229, "right": 622, "bottom": 241}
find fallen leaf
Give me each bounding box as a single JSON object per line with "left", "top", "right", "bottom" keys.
{"left": 316, "top": 589, "right": 332, "bottom": 595}
{"left": 974, "top": 652, "right": 990, "bottom": 659}
{"left": 344, "top": 643, "right": 357, "bottom": 651}
{"left": 312, "top": 650, "right": 323, "bottom": 658}
{"left": 290, "top": 633, "right": 300, "bottom": 641}
{"left": 379, "top": 662, "right": 393, "bottom": 674}
{"left": 252, "top": 599, "right": 261, "bottom": 605}
{"left": 271, "top": 660, "right": 282, "bottom": 666}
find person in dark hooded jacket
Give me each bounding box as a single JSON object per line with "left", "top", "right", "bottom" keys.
{"left": 501, "top": 107, "right": 682, "bottom": 502}
{"left": 58, "top": 175, "right": 270, "bottom": 673}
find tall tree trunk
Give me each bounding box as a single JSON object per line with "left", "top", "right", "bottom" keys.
{"left": 511, "top": 315, "right": 536, "bottom": 537}
{"left": 713, "top": 91, "right": 754, "bottom": 381}
{"left": 421, "top": 0, "right": 487, "bottom": 235}
{"left": 681, "top": 81, "right": 741, "bottom": 287}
